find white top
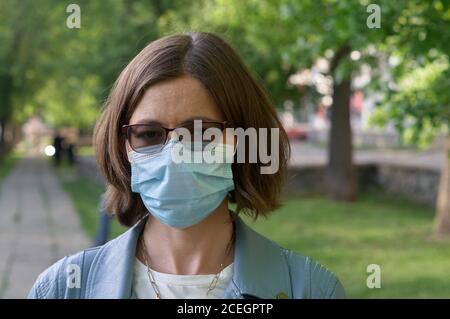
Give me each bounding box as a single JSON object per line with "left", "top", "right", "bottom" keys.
{"left": 132, "top": 258, "right": 234, "bottom": 299}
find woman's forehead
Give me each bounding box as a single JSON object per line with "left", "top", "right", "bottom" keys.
{"left": 130, "top": 76, "right": 223, "bottom": 126}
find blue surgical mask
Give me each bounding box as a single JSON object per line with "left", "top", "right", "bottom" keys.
{"left": 129, "top": 140, "right": 235, "bottom": 229}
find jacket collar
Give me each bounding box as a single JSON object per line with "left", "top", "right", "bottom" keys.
{"left": 85, "top": 217, "right": 142, "bottom": 298}
{"left": 85, "top": 215, "right": 292, "bottom": 299}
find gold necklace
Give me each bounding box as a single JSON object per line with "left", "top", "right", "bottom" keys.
{"left": 139, "top": 223, "right": 235, "bottom": 299}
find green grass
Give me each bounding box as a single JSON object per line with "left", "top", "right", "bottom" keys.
{"left": 77, "top": 145, "right": 95, "bottom": 157}
{"left": 0, "top": 151, "right": 20, "bottom": 181}
{"left": 54, "top": 159, "right": 450, "bottom": 298}
{"left": 243, "top": 189, "right": 450, "bottom": 298}
{"left": 54, "top": 163, "right": 126, "bottom": 240}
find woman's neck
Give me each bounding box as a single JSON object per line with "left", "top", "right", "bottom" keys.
{"left": 137, "top": 200, "right": 235, "bottom": 275}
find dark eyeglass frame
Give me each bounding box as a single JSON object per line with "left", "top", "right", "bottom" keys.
{"left": 121, "top": 120, "right": 229, "bottom": 153}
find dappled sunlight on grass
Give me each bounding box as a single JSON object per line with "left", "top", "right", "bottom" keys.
{"left": 243, "top": 189, "right": 450, "bottom": 298}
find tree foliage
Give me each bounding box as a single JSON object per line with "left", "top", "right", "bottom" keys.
{"left": 1, "top": 0, "right": 448, "bottom": 142}
{"left": 373, "top": 0, "right": 450, "bottom": 146}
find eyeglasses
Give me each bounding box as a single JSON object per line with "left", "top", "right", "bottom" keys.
{"left": 122, "top": 120, "right": 228, "bottom": 155}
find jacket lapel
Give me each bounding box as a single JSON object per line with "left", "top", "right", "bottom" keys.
{"left": 223, "top": 217, "right": 292, "bottom": 299}
{"left": 84, "top": 217, "right": 145, "bottom": 298}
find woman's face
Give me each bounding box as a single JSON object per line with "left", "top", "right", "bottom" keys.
{"left": 127, "top": 76, "right": 225, "bottom": 153}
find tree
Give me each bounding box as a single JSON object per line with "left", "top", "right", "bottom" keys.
{"left": 373, "top": 0, "right": 450, "bottom": 236}
{"left": 377, "top": 61, "right": 450, "bottom": 236}
{"left": 161, "top": 0, "right": 408, "bottom": 201}
{"left": 0, "top": 0, "right": 171, "bottom": 135}
{"left": 0, "top": 0, "right": 47, "bottom": 147}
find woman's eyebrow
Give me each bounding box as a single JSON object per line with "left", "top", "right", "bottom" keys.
{"left": 132, "top": 119, "right": 163, "bottom": 126}
{"left": 179, "top": 116, "right": 220, "bottom": 124}
{"left": 131, "top": 116, "right": 220, "bottom": 126}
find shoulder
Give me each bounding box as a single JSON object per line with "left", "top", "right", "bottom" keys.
{"left": 236, "top": 218, "right": 345, "bottom": 299}
{"left": 28, "top": 219, "right": 144, "bottom": 299}
{"left": 239, "top": 219, "right": 345, "bottom": 299}
{"left": 281, "top": 248, "right": 346, "bottom": 298}
{"left": 27, "top": 246, "right": 101, "bottom": 299}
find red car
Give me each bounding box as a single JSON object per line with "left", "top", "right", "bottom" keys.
{"left": 285, "top": 126, "right": 308, "bottom": 140}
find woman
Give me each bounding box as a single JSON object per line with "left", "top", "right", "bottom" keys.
{"left": 28, "top": 32, "right": 345, "bottom": 299}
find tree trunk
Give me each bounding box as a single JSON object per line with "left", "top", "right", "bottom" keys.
{"left": 325, "top": 77, "right": 357, "bottom": 200}
{"left": 0, "top": 73, "right": 13, "bottom": 146}
{"left": 325, "top": 44, "right": 357, "bottom": 201}
{"left": 433, "top": 134, "right": 450, "bottom": 237}
{"left": 0, "top": 118, "right": 6, "bottom": 147}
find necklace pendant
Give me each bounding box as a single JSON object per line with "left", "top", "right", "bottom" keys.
{"left": 206, "top": 274, "right": 220, "bottom": 296}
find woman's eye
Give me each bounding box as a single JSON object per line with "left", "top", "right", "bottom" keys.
{"left": 138, "top": 131, "right": 159, "bottom": 139}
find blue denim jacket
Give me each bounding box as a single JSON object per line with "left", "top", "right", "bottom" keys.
{"left": 28, "top": 215, "right": 345, "bottom": 299}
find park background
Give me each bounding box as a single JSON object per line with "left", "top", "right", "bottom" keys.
{"left": 0, "top": 0, "right": 449, "bottom": 298}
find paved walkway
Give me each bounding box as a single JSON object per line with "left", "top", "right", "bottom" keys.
{"left": 0, "top": 157, "right": 90, "bottom": 298}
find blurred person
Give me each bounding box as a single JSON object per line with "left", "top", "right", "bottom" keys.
{"left": 64, "top": 127, "right": 78, "bottom": 166}
{"left": 28, "top": 32, "right": 344, "bottom": 299}
{"left": 93, "top": 193, "right": 111, "bottom": 247}
{"left": 52, "top": 130, "right": 64, "bottom": 166}
{"left": 66, "top": 143, "right": 75, "bottom": 165}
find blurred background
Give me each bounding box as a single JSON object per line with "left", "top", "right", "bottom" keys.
{"left": 0, "top": 0, "right": 449, "bottom": 298}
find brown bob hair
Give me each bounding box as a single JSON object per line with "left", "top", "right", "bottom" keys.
{"left": 94, "top": 32, "right": 290, "bottom": 227}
